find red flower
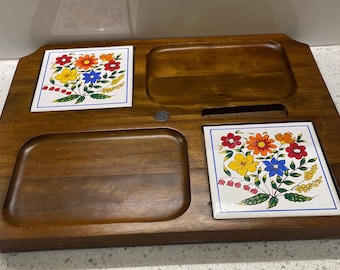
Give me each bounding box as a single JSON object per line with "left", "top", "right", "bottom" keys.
{"left": 221, "top": 133, "right": 242, "bottom": 149}
{"left": 227, "top": 180, "right": 234, "bottom": 186}
{"left": 234, "top": 182, "right": 242, "bottom": 188}
{"left": 243, "top": 185, "right": 250, "bottom": 191}
{"left": 104, "top": 60, "right": 121, "bottom": 71}
{"left": 218, "top": 179, "right": 225, "bottom": 185}
{"left": 286, "top": 143, "right": 307, "bottom": 159}
{"left": 250, "top": 188, "right": 258, "bottom": 194}
{"left": 55, "top": 54, "right": 72, "bottom": 65}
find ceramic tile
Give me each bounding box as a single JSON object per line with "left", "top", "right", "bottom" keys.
{"left": 52, "top": 0, "right": 130, "bottom": 35}
{"left": 31, "top": 45, "right": 133, "bottom": 112}
{"left": 203, "top": 121, "right": 340, "bottom": 219}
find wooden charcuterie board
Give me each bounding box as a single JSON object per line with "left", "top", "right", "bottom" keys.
{"left": 0, "top": 34, "right": 339, "bottom": 252}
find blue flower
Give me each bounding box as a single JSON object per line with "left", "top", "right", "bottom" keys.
{"left": 263, "top": 157, "right": 288, "bottom": 177}
{"left": 82, "top": 70, "right": 101, "bottom": 83}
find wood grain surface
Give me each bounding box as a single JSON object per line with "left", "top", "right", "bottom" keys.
{"left": 0, "top": 34, "right": 339, "bottom": 252}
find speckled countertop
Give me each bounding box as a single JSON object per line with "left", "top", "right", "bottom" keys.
{"left": 0, "top": 46, "right": 340, "bottom": 270}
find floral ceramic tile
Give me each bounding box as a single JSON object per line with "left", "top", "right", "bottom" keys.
{"left": 203, "top": 122, "right": 340, "bottom": 219}
{"left": 31, "top": 45, "right": 133, "bottom": 112}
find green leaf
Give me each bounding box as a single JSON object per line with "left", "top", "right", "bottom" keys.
{"left": 54, "top": 94, "right": 79, "bottom": 103}
{"left": 297, "top": 133, "right": 303, "bottom": 142}
{"left": 299, "top": 166, "right": 308, "bottom": 171}
{"left": 103, "top": 73, "right": 108, "bottom": 79}
{"left": 71, "top": 84, "right": 76, "bottom": 90}
{"left": 244, "top": 175, "right": 251, "bottom": 182}
{"left": 245, "top": 151, "right": 251, "bottom": 156}
{"left": 290, "top": 172, "right": 302, "bottom": 178}
{"left": 276, "top": 176, "right": 282, "bottom": 183}
{"left": 75, "top": 96, "right": 85, "bottom": 104}
{"left": 93, "top": 85, "right": 102, "bottom": 89}
{"left": 223, "top": 165, "right": 231, "bottom": 177}
{"left": 300, "top": 157, "right": 306, "bottom": 166}
{"left": 308, "top": 158, "right": 317, "bottom": 163}
{"left": 257, "top": 167, "right": 262, "bottom": 174}
{"left": 268, "top": 197, "right": 279, "bottom": 209}
{"left": 278, "top": 153, "right": 285, "bottom": 158}
{"left": 290, "top": 161, "right": 296, "bottom": 170}
{"left": 83, "top": 86, "right": 94, "bottom": 94}
{"left": 271, "top": 180, "right": 277, "bottom": 189}
{"left": 223, "top": 150, "right": 233, "bottom": 162}
{"left": 283, "top": 180, "right": 295, "bottom": 185}
{"left": 90, "top": 93, "right": 111, "bottom": 99}
{"left": 284, "top": 193, "right": 313, "bottom": 202}
{"left": 262, "top": 175, "right": 267, "bottom": 183}
{"left": 100, "top": 80, "right": 110, "bottom": 84}
{"left": 50, "top": 77, "right": 55, "bottom": 84}
{"left": 254, "top": 177, "right": 261, "bottom": 187}
{"left": 277, "top": 188, "right": 288, "bottom": 193}
{"left": 64, "top": 83, "right": 69, "bottom": 87}
{"left": 240, "top": 193, "right": 270, "bottom": 206}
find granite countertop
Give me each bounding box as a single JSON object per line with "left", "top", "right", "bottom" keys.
{"left": 0, "top": 45, "right": 340, "bottom": 270}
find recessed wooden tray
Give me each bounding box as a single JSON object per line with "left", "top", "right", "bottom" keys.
{"left": 0, "top": 34, "right": 339, "bottom": 252}
{"left": 4, "top": 129, "right": 190, "bottom": 226}
{"left": 146, "top": 41, "right": 296, "bottom": 105}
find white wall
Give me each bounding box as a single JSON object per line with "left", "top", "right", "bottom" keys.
{"left": 0, "top": 0, "right": 339, "bottom": 59}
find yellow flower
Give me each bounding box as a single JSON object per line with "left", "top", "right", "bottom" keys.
{"left": 55, "top": 68, "right": 79, "bottom": 84}
{"left": 304, "top": 164, "right": 317, "bottom": 181}
{"left": 228, "top": 153, "right": 259, "bottom": 176}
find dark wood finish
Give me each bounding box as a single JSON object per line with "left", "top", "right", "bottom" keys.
{"left": 0, "top": 34, "right": 339, "bottom": 252}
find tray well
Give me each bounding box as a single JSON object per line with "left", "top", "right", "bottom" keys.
{"left": 146, "top": 41, "right": 297, "bottom": 105}
{"left": 4, "top": 128, "right": 190, "bottom": 226}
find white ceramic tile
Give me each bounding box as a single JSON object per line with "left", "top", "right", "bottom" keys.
{"left": 52, "top": 0, "right": 130, "bottom": 35}
{"left": 31, "top": 45, "right": 133, "bottom": 112}
{"left": 204, "top": 121, "right": 340, "bottom": 219}
{"left": 0, "top": 60, "right": 18, "bottom": 116}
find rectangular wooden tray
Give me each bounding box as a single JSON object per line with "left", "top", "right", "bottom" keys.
{"left": 0, "top": 34, "right": 339, "bottom": 252}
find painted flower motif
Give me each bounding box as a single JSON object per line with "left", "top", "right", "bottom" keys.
{"left": 275, "top": 132, "right": 295, "bottom": 144}
{"left": 263, "top": 157, "right": 289, "bottom": 177}
{"left": 234, "top": 182, "right": 242, "bottom": 188}
{"left": 246, "top": 133, "right": 277, "bottom": 156}
{"left": 250, "top": 188, "right": 258, "bottom": 194}
{"left": 99, "top": 53, "right": 114, "bottom": 61}
{"left": 104, "top": 60, "right": 121, "bottom": 71}
{"left": 75, "top": 54, "right": 98, "bottom": 70}
{"left": 83, "top": 70, "right": 101, "bottom": 84}
{"left": 228, "top": 153, "right": 259, "bottom": 176}
{"left": 55, "top": 54, "right": 72, "bottom": 66}
{"left": 221, "top": 133, "right": 242, "bottom": 149}
{"left": 286, "top": 143, "right": 308, "bottom": 159}
{"left": 227, "top": 180, "right": 234, "bottom": 186}
{"left": 55, "top": 68, "right": 79, "bottom": 84}
{"left": 243, "top": 185, "right": 250, "bottom": 191}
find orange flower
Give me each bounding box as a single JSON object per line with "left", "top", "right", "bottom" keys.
{"left": 246, "top": 133, "right": 277, "bottom": 156}
{"left": 275, "top": 132, "right": 295, "bottom": 144}
{"left": 99, "top": 53, "right": 114, "bottom": 61}
{"left": 75, "top": 54, "right": 98, "bottom": 70}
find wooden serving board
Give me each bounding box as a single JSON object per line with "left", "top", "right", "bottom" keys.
{"left": 0, "top": 34, "right": 339, "bottom": 252}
